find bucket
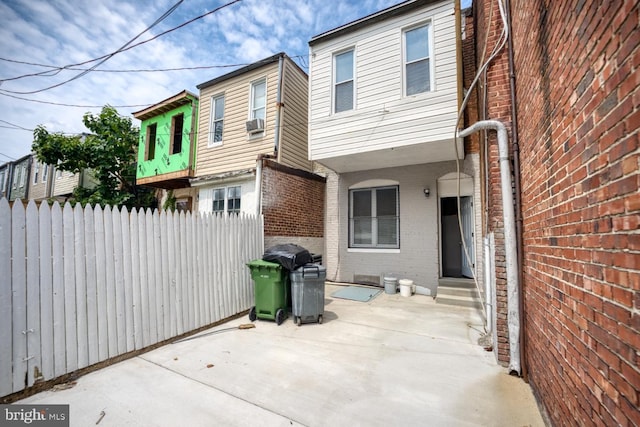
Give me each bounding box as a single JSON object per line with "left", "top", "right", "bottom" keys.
{"left": 383, "top": 277, "right": 397, "bottom": 294}
{"left": 399, "top": 279, "right": 414, "bottom": 297}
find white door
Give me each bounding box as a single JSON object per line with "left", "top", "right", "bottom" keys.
{"left": 460, "top": 196, "right": 474, "bottom": 278}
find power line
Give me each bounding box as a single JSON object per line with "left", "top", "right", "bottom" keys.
{"left": 0, "top": 0, "right": 184, "bottom": 95}
{"left": 0, "top": 91, "right": 151, "bottom": 108}
{"left": 0, "top": 119, "right": 33, "bottom": 131}
{"left": 0, "top": 152, "right": 17, "bottom": 161}
{"left": 0, "top": 0, "right": 242, "bottom": 89}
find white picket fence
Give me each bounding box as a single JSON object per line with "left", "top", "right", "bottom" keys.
{"left": 0, "top": 198, "right": 263, "bottom": 397}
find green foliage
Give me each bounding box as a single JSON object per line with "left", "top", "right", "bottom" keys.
{"left": 163, "top": 190, "right": 177, "bottom": 212}
{"left": 32, "top": 106, "right": 155, "bottom": 209}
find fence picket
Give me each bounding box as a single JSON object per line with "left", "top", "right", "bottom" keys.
{"left": 0, "top": 199, "right": 11, "bottom": 396}
{"left": 94, "top": 205, "right": 108, "bottom": 362}
{"left": 73, "top": 204, "right": 88, "bottom": 370}
{"left": 1, "top": 199, "right": 262, "bottom": 398}
{"left": 84, "top": 204, "right": 98, "bottom": 365}
{"left": 112, "top": 207, "right": 126, "bottom": 354}
{"left": 25, "top": 201, "right": 41, "bottom": 387}
{"left": 129, "top": 209, "right": 143, "bottom": 349}
{"left": 38, "top": 202, "right": 54, "bottom": 381}
{"left": 120, "top": 208, "right": 134, "bottom": 353}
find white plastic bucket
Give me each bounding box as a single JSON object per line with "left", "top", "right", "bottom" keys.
{"left": 399, "top": 279, "right": 413, "bottom": 297}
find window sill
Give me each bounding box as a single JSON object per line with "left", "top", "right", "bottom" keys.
{"left": 347, "top": 248, "right": 400, "bottom": 254}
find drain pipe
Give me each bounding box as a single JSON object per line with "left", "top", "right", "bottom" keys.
{"left": 457, "top": 120, "right": 520, "bottom": 375}
{"left": 273, "top": 53, "right": 285, "bottom": 159}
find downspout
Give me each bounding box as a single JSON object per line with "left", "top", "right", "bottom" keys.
{"left": 454, "top": 0, "right": 463, "bottom": 112}
{"left": 255, "top": 156, "right": 263, "bottom": 215}
{"left": 273, "top": 53, "right": 285, "bottom": 160}
{"left": 457, "top": 120, "right": 520, "bottom": 375}
{"left": 505, "top": 0, "right": 527, "bottom": 382}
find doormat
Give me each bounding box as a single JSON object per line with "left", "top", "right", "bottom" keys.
{"left": 331, "top": 286, "right": 381, "bottom": 302}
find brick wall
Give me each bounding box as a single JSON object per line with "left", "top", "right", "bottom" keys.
{"left": 493, "top": 0, "right": 639, "bottom": 425}
{"left": 261, "top": 159, "right": 325, "bottom": 239}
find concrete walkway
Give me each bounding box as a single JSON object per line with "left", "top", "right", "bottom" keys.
{"left": 20, "top": 285, "right": 545, "bottom": 426}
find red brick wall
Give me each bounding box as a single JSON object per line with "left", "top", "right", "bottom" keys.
{"left": 509, "top": 0, "right": 639, "bottom": 425}
{"left": 261, "top": 159, "right": 325, "bottom": 238}
{"left": 473, "top": 0, "right": 514, "bottom": 366}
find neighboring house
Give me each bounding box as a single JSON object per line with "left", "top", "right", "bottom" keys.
{"left": 50, "top": 168, "right": 96, "bottom": 203}
{"left": 471, "top": 1, "right": 638, "bottom": 426}
{"left": 5, "top": 154, "right": 32, "bottom": 201}
{"left": 133, "top": 90, "right": 199, "bottom": 211}
{"left": 308, "top": 0, "right": 479, "bottom": 294}
{"left": 28, "top": 159, "right": 53, "bottom": 201}
{"left": 0, "top": 162, "right": 9, "bottom": 199}
{"left": 192, "top": 52, "right": 324, "bottom": 254}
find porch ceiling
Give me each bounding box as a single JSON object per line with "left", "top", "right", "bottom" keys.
{"left": 314, "top": 138, "right": 463, "bottom": 173}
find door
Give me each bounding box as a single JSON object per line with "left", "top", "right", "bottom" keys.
{"left": 441, "top": 197, "right": 462, "bottom": 277}
{"left": 460, "top": 196, "right": 474, "bottom": 278}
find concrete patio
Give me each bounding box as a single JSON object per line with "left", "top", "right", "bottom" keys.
{"left": 19, "top": 284, "right": 545, "bottom": 426}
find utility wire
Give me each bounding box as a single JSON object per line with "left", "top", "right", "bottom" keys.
{"left": 0, "top": 0, "right": 184, "bottom": 95}
{"left": 0, "top": 152, "right": 17, "bottom": 161}
{"left": 0, "top": 0, "right": 242, "bottom": 88}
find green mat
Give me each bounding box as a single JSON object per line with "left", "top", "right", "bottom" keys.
{"left": 331, "top": 286, "right": 381, "bottom": 302}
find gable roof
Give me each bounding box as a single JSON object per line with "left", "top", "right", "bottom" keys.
{"left": 309, "top": 0, "right": 444, "bottom": 46}
{"left": 133, "top": 90, "right": 198, "bottom": 121}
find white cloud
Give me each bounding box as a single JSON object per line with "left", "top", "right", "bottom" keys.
{"left": 0, "top": 0, "right": 420, "bottom": 162}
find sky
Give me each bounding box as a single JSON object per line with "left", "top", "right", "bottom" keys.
{"left": 0, "top": 0, "right": 472, "bottom": 163}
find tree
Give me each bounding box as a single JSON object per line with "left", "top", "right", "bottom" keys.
{"left": 32, "top": 106, "right": 155, "bottom": 209}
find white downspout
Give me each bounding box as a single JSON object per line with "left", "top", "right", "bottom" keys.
{"left": 255, "top": 157, "right": 263, "bottom": 216}
{"left": 457, "top": 120, "right": 520, "bottom": 375}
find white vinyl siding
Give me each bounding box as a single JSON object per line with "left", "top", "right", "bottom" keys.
{"left": 208, "top": 95, "right": 225, "bottom": 147}
{"left": 309, "top": 1, "right": 458, "bottom": 164}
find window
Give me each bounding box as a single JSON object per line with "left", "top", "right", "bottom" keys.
{"left": 209, "top": 95, "right": 225, "bottom": 147}
{"left": 349, "top": 186, "right": 399, "bottom": 248}
{"left": 33, "top": 162, "right": 39, "bottom": 184}
{"left": 212, "top": 186, "right": 241, "bottom": 214}
{"left": 404, "top": 23, "right": 431, "bottom": 95}
{"left": 227, "top": 186, "right": 241, "bottom": 214}
{"left": 42, "top": 164, "right": 48, "bottom": 182}
{"left": 334, "top": 49, "right": 354, "bottom": 113}
{"left": 145, "top": 123, "right": 157, "bottom": 161}
{"left": 250, "top": 79, "right": 266, "bottom": 121}
{"left": 171, "top": 114, "right": 184, "bottom": 154}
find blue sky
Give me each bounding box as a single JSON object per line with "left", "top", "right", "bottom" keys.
{"left": 0, "top": 0, "right": 472, "bottom": 162}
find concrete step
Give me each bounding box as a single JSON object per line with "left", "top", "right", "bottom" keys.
{"left": 436, "top": 279, "right": 482, "bottom": 309}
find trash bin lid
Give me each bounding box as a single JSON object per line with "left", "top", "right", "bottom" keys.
{"left": 247, "top": 259, "right": 282, "bottom": 269}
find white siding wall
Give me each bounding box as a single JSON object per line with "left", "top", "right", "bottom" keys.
{"left": 309, "top": 0, "right": 458, "bottom": 161}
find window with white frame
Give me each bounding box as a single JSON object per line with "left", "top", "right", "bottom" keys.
{"left": 42, "top": 164, "right": 48, "bottom": 182}
{"left": 334, "top": 49, "right": 354, "bottom": 113}
{"left": 19, "top": 164, "right": 26, "bottom": 188}
{"left": 250, "top": 79, "right": 266, "bottom": 121}
{"left": 208, "top": 95, "right": 225, "bottom": 147}
{"left": 349, "top": 186, "right": 399, "bottom": 248}
{"left": 212, "top": 186, "right": 241, "bottom": 214}
{"left": 33, "top": 162, "right": 39, "bottom": 184}
{"left": 404, "top": 23, "right": 431, "bottom": 96}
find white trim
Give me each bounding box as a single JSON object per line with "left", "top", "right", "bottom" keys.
{"left": 347, "top": 248, "right": 401, "bottom": 254}
{"left": 208, "top": 94, "right": 225, "bottom": 148}
{"left": 402, "top": 20, "right": 434, "bottom": 97}
{"left": 349, "top": 179, "right": 399, "bottom": 189}
{"left": 332, "top": 47, "right": 356, "bottom": 114}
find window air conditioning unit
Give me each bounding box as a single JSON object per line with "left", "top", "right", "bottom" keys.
{"left": 245, "top": 118, "right": 265, "bottom": 134}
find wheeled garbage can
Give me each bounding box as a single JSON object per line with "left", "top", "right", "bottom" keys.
{"left": 290, "top": 264, "right": 326, "bottom": 326}
{"left": 247, "top": 259, "right": 289, "bottom": 325}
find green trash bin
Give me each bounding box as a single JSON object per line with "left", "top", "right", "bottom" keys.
{"left": 247, "top": 259, "right": 289, "bottom": 325}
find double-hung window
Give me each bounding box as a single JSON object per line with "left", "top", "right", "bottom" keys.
{"left": 404, "top": 23, "right": 431, "bottom": 96}
{"left": 209, "top": 95, "right": 224, "bottom": 147}
{"left": 42, "top": 164, "right": 48, "bottom": 183}
{"left": 212, "top": 186, "right": 242, "bottom": 214}
{"left": 349, "top": 186, "right": 399, "bottom": 248}
{"left": 250, "top": 79, "right": 266, "bottom": 121}
{"left": 334, "top": 49, "right": 354, "bottom": 113}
